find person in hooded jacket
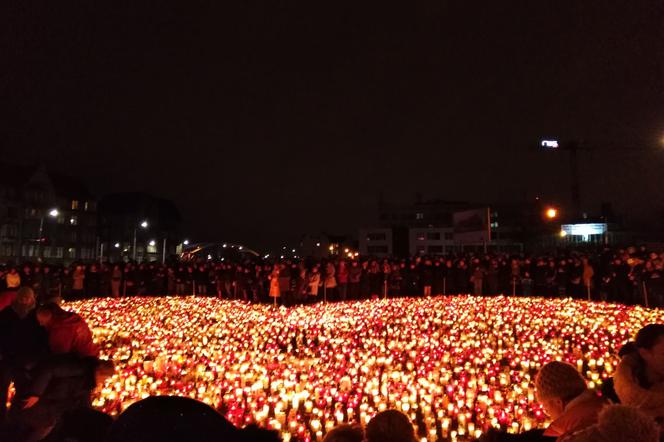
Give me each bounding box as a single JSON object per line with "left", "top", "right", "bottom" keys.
{"left": 35, "top": 303, "right": 98, "bottom": 358}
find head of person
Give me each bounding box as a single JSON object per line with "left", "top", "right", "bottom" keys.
{"left": 106, "top": 396, "right": 238, "bottom": 442}
{"left": 12, "top": 286, "right": 36, "bottom": 318}
{"left": 35, "top": 302, "right": 65, "bottom": 327}
{"left": 535, "top": 361, "right": 587, "bottom": 420}
{"left": 366, "top": 410, "right": 416, "bottom": 442}
{"left": 631, "top": 324, "right": 664, "bottom": 385}
{"left": 323, "top": 424, "right": 364, "bottom": 442}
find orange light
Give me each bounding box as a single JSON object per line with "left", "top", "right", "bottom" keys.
{"left": 545, "top": 208, "right": 558, "bottom": 219}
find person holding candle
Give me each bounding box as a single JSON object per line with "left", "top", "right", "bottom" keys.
{"left": 6, "top": 356, "right": 114, "bottom": 442}
{"left": 0, "top": 287, "right": 49, "bottom": 423}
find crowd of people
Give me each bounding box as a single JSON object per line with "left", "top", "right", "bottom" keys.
{"left": 0, "top": 245, "right": 663, "bottom": 441}
{"left": 0, "top": 280, "right": 663, "bottom": 441}
{"left": 0, "top": 245, "right": 662, "bottom": 307}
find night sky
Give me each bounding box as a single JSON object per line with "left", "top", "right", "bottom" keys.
{"left": 4, "top": 1, "right": 664, "bottom": 250}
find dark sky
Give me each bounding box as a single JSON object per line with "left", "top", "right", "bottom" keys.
{"left": 4, "top": 1, "right": 664, "bottom": 250}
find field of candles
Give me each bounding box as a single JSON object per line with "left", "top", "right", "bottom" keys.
{"left": 71, "top": 296, "right": 664, "bottom": 441}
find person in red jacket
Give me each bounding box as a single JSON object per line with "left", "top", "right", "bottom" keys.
{"left": 35, "top": 303, "right": 98, "bottom": 358}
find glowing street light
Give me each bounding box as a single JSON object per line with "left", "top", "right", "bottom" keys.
{"left": 545, "top": 208, "right": 558, "bottom": 219}
{"left": 114, "top": 242, "right": 121, "bottom": 248}
{"left": 133, "top": 220, "right": 150, "bottom": 261}
{"left": 183, "top": 239, "right": 189, "bottom": 245}
{"left": 149, "top": 240, "right": 156, "bottom": 247}
{"left": 37, "top": 207, "right": 60, "bottom": 259}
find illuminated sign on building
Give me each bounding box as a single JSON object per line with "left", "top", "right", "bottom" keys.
{"left": 561, "top": 223, "right": 607, "bottom": 241}
{"left": 541, "top": 140, "right": 559, "bottom": 149}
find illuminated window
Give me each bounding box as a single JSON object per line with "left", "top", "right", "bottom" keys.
{"left": 147, "top": 243, "right": 157, "bottom": 254}
{"left": 43, "top": 247, "right": 51, "bottom": 258}
{"left": 71, "top": 200, "right": 79, "bottom": 210}
{"left": 55, "top": 247, "right": 63, "bottom": 258}
{"left": 84, "top": 201, "right": 89, "bottom": 211}
{"left": 416, "top": 212, "right": 424, "bottom": 220}
{"left": 67, "top": 248, "right": 76, "bottom": 258}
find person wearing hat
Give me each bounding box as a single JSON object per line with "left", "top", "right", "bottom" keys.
{"left": 559, "top": 405, "right": 659, "bottom": 442}
{"left": 535, "top": 361, "right": 607, "bottom": 438}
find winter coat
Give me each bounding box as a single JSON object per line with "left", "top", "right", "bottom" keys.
{"left": 6, "top": 272, "right": 21, "bottom": 289}
{"left": 269, "top": 270, "right": 280, "bottom": 298}
{"left": 337, "top": 265, "right": 349, "bottom": 284}
{"left": 0, "top": 308, "right": 49, "bottom": 365}
{"left": 558, "top": 404, "right": 660, "bottom": 442}
{"left": 308, "top": 273, "right": 320, "bottom": 296}
{"left": 348, "top": 266, "right": 362, "bottom": 284}
{"left": 324, "top": 264, "right": 337, "bottom": 289}
{"left": 72, "top": 270, "right": 85, "bottom": 291}
{"left": 542, "top": 390, "right": 607, "bottom": 438}
{"left": 46, "top": 311, "right": 98, "bottom": 357}
{"left": 614, "top": 353, "right": 664, "bottom": 419}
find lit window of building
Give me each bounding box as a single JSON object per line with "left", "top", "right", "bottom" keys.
{"left": 71, "top": 200, "right": 79, "bottom": 210}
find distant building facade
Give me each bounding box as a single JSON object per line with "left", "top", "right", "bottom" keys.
{"left": 0, "top": 164, "right": 97, "bottom": 264}
{"left": 98, "top": 192, "right": 182, "bottom": 263}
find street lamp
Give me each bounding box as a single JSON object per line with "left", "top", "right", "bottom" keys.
{"left": 114, "top": 242, "right": 120, "bottom": 248}
{"left": 132, "top": 220, "right": 149, "bottom": 261}
{"left": 149, "top": 240, "right": 156, "bottom": 247}
{"left": 545, "top": 208, "right": 558, "bottom": 219}
{"left": 38, "top": 208, "right": 59, "bottom": 260}
{"left": 183, "top": 239, "right": 189, "bottom": 245}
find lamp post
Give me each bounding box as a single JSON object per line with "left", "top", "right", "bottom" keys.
{"left": 132, "top": 220, "right": 149, "bottom": 262}
{"left": 38, "top": 208, "right": 59, "bottom": 260}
